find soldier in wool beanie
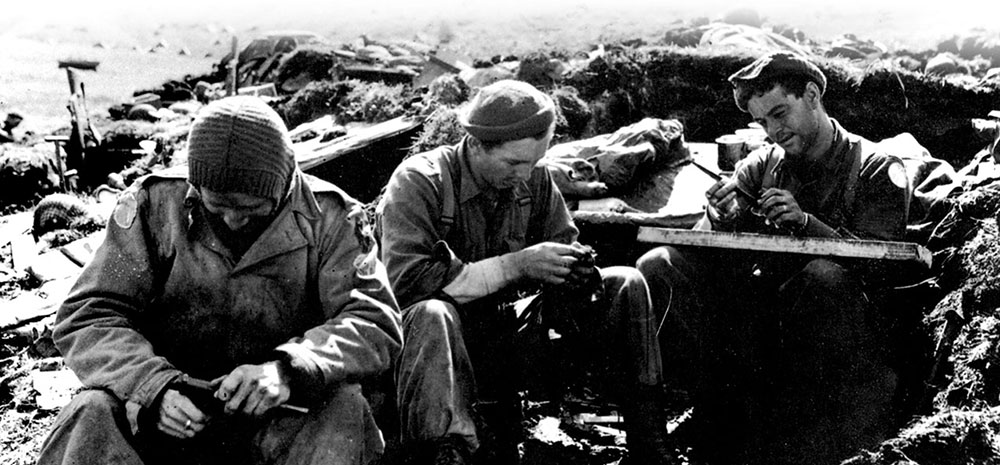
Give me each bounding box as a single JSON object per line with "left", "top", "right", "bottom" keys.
{"left": 187, "top": 95, "right": 296, "bottom": 206}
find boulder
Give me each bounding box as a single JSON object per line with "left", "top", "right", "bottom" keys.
{"left": 699, "top": 24, "right": 812, "bottom": 56}
{"left": 0, "top": 147, "right": 60, "bottom": 206}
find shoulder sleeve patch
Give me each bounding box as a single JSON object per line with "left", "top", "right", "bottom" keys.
{"left": 888, "top": 160, "right": 909, "bottom": 189}
{"left": 112, "top": 192, "right": 138, "bottom": 229}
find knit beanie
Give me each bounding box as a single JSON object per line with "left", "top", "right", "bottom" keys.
{"left": 458, "top": 80, "right": 555, "bottom": 142}
{"left": 187, "top": 96, "right": 295, "bottom": 202}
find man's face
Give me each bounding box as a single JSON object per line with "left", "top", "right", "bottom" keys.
{"left": 199, "top": 188, "right": 276, "bottom": 238}
{"left": 747, "top": 83, "right": 822, "bottom": 158}
{"left": 470, "top": 129, "right": 554, "bottom": 190}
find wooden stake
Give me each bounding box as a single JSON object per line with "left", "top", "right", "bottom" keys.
{"left": 227, "top": 36, "right": 239, "bottom": 96}
{"left": 637, "top": 227, "right": 933, "bottom": 269}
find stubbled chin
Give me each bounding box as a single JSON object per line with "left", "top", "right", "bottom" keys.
{"left": 778, "top": 138, "right": 798, "bottom": 155}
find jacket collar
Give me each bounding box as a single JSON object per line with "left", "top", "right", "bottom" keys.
{"left": 777, "top": 118, "right": 851, "bottom": 184}
{"left": 454, "top": 137, "right": 529, "bottom": 204}
{"left": 184, "top": 169, "right": 315, "bottom": 271}
{"left": 455, "top": 137, "right": 483, "bottom": 204}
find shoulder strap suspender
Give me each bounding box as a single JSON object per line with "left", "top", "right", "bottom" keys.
{"left": 843, "top": 141, "right": 865, "bottom": 209}
{"left": 435, "top": 147, "right": 460, "bottom": 239}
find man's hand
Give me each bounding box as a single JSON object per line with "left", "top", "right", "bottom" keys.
{"left": 511, "top": 242, "right": 591, "bottom": 285}
{"left": 157, "top": 388, "right": 209, "bottom": 439}
{"left": 705, "top": 179, "right": 742, "bottom": 221}
{"left": 759, "top": 188, "right": 808, "bottom": 231}
{"left": 215, "top": 362, "right": 291, "bottom": 417}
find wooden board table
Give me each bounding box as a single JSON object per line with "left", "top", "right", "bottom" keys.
{"left": 637, "top": 227, "right": 933, "bottom": 269}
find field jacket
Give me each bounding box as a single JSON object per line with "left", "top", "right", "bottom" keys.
{"left": 53, "top": 167, "right": 402, "bottom": 432}
{"left": 726, "top": 119, "right": 909, "bottom": 241}
{"left": 377, "top": 137, "right": 578, "bottom": 308}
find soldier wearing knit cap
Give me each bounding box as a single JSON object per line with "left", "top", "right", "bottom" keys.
{"left": 638, "top": 52, "right": 910, "bottom": 464}
{"left": 185, "top": 96, "right": 297, "bottom": 257}
{"left": 458, "top": 79, "right": 556, "bottom": 143}
{"left": 37, "top": 96, "right": 403, "bottom": 465}
{"left": 379, "top": 79, "right": 674, "bottom": 465}
{"left": 187, "top": 95, "right": 296, "bottom": 205}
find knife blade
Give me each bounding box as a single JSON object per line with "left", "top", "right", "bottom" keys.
{"left": 689, "top": 160, "right": 760, "bottom": 208}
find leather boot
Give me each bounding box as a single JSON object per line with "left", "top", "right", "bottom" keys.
{"left": 621, "top": 384, "right": 676, "bottom": 465}
{"left": 431, "top": 435, "right": 473, "bottom": 465}
{"left": 472, "top": 399, "right": 521, "bottom": 465}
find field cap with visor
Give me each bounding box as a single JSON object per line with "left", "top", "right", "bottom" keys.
{"left": 728, "top": 52, "right": 827, "bottom": 112}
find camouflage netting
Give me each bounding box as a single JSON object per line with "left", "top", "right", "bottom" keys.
{"left": 408, "top": 107, "right": 464, "bottom": 156}
{"left": 550, "top": 85, "right": 593, "bottom": 142}
{"left": 273, "top": 45, "right": 338, "bottom": 93}
{"left": 337, "top": 80, "right": 421, "bottom": 123}
{"left": 0, "top": 146, "right": 61, "bottom": 211}
{"left": 280, "top": 80, "right": 354, "bottom": 129}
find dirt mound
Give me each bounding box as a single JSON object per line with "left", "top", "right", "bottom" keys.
{"left": 558, "top": 46, "right": 999, "bottom": 168}
{"left": 0, "top": 146, "right": 61, "bottom": 211}
{"left": 5, "top": 27, "right": 1000, "bottom": 465}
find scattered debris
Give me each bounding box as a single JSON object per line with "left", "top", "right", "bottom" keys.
{"left": 4, "top": 19, "right": 1000, "bottom": 465}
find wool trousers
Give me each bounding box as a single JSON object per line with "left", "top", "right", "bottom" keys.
{"left": 395, "top": 266, "right": 663, "bottom": 452}
{"left": 36, "top": 383, "right": 384, "bottom": 465}
{"left": 637, "top": 245, "right": 897, "bottom": 465}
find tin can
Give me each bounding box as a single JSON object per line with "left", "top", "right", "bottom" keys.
{"left": 715, "top": 134, "right": 747, "bottom": 172}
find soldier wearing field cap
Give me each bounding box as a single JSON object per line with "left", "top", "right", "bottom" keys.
{"left": 637, "top": 52, "right": 910, "bottom": 464}
{"left": 378, "top": 80, "right": 673, "bottom": 465}
{"left": 36, "top": 96, "right": 402, "bottom": 465}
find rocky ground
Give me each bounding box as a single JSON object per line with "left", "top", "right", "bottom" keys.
{"left": 3, "top": 4, "right": 1000, "bottom": 465}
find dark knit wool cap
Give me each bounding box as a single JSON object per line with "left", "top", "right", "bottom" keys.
{"left": 728, "top": 52, "right": 827, "bottom": 111}
{"left": 458, "top": 79, "right": 555, "bottom": 142}
{"left": 187, "top": 96, "right": 295, "bottom": 202}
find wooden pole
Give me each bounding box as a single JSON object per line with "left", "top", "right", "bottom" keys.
{"left": 227, "top": 36, "right": 239, "bottom": 96}
{"left": 637, "top": 227, "right": 933, "bottom": 269}
{"left": 65, "top": 67, "right": 81, "bottom": 94}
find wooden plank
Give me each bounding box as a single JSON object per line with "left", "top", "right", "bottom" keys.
{"left": 637, "top": 227, "right": 933, "bottom": 269}
{"left": 237, "top": 83, "right": 277, "bottom": 97}
{"left": 0, "top": 277, "right": 76, "bottom": 331}
{"left": 10, "top": 233, "right": 37, "bottom": 272}
{"left": 23, "top": 232, "right": 103, "bottom": 281}
{"left": 0, "top": 211, "right": 34, "bottom": 248}
{"left": 295, "top": 116, "right": 423, "bottom": 171}
{"left": 572, "top": 210, "right": 703, "bottom": 229}
{"left": 58, "top": 59, "right": 100, "bottom": 71}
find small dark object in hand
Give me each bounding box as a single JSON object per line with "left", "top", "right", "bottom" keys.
{"left": 542, "top": 245, "right": 604, "bottom": 336}
{"left": 173, "top": 374, "right": 310, "bottom": 415}
{"left": 174, "top": 374, "right": 224, "bottom": 415}
{"left": 562, "top": 245, "right": 601, "bottom": 295}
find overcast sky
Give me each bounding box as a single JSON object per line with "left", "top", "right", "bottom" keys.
{"left": 7, "top": 0, "right": 1000, "bottom": 27}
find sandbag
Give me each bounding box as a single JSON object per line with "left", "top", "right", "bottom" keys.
{"left": 877, "top": 133, "right": 962, "bottom": 243}
{"left": 699, "top": 23, "right": 812, "bottom": 56}
{"left": 541, "top": 118, "right": 687, "bottom": 198}
{"left": 0, "top": 147, "right": 61, "bottom": 205}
